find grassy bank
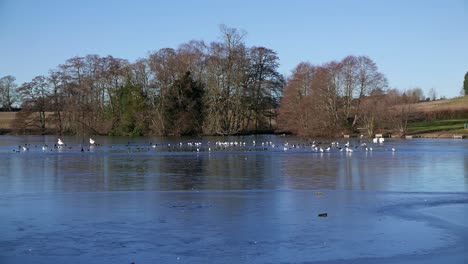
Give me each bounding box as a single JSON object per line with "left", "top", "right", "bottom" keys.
{"left": 406, "top": 97, "right": 468, "bottom": 137}
{"left": 407, "top": 119, "right": 468, "bottom": 135}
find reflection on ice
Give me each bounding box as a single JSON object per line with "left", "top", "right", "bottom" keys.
{"left": 0, "top": 135, "right": 467, "bottom": 193}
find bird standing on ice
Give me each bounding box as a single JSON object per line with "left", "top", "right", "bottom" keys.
{"left": 89, "top": 138, "right": 95, "bottom": 145}
{"left": 57, "top": 138, "right": 64, "bottom": 146}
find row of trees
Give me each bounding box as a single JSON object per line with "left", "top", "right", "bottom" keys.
{"left": 4, "top": 26, "right": 460, "bottom": 137}
{"left": 277, "top": 56, "right": 424, "bottom": 137}
{"left": 11, "top": 26, "right": 284, "bottom": 136}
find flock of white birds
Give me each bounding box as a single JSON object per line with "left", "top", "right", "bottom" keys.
{"left": 13, "top": 137, "right": 396, "bottom": 154}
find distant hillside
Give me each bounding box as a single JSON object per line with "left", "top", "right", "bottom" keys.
{"left": 407, "top": 96, "right": 468, "bottom": 137}
{"left": 412, "top": 96, "right": 468, "bottom": 113}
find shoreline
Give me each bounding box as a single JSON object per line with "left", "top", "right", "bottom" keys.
{"left": 1, "top": 129, "right": 467, "bottom": 139}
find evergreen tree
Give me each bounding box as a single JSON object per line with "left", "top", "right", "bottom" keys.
{"left": 112, "top": 82, "right": 148, "bottom": 136}
{"left": 164, "top": 71, "right": 204, "bottom": 136}
{"left": 464, "top": 71, "right": 468, "bottom": 96}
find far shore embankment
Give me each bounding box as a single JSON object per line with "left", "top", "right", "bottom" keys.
{"left": 1, "top": 110, "right": 467, "bottom": 138}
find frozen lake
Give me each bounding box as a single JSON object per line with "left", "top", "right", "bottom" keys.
{"left": 0, "top": 135, "right": 467, "bottom": 263}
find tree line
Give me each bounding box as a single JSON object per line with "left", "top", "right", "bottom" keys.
{"left": 1, "top": 26, "right": 457, "bottom": 137}
{"left": 5, "top": 26, "right": 284, "bottom": 136}
{"left": 276, "top": 56, "right": 427, "bottom": 137}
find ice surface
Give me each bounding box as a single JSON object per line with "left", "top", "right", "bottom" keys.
{"left": 1, "top": 136, "right": 467, "bottom": 263}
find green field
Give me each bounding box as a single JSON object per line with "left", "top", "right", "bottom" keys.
{"left": 408, "top": 119, "right": 468, "bottom": 135}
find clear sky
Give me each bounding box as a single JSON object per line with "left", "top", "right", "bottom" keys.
{"left": 1, "top": 0, "right": 467, "bottom": 98}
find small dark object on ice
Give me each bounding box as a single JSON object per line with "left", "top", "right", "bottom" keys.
{"left": 318, "top": 213, "right": 328, "bottom": 217}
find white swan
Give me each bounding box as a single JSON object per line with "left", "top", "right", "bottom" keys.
{"left": 57, "top": 138, "right": 64, "bottom": 146}
{"left": 89, "top": 138, "right": 95, "bottom": 145}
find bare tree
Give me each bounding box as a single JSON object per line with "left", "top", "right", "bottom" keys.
{"left": 203, "top": 25, "right": 250, "bottom": 135}
{"left": 386, "top": 89, "right": 418, "bottom": 136}
{"left": 278, "top": 63, "right": 321, "bottom": 136}
{"left": 48, "top": 71, "right": 65, "bottom": 134}
{"left": 351, "top": 56, "right": 388, "bottom": 127}
{"left": 147, "top": 48, "right": 180, "bottom": 134}
{"left": 0, "top": 75, "right": 18, "bottom": 110}
{"left": 428, "top": 87, "right": 437, "bottom": 101}
{"left": 49, "top": 55, "right": 130, "bottom": 135}
{"left": 339, "top": 56, "right": 357, "bottom": 124}
{"left": 245, "top": 46, "right": 284, "bottom": 131}
{"left": 177, "top": 40, "right": 208, "bottom": 81}
{"left": 16, "top": 76, "right": 51, "bottom": 132}
{"left": 406, "top": 87, "right": 425, "bottom": 102}
{"left": 278, "top": 55, "right": 388, "bottom": 136}
{"left": 359, "top": 93, "right": 388, "bottom": 137}
{"left": 315, "top": 62, "right": 343, "bottom": 131}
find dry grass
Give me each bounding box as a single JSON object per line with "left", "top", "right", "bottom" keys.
{"left": 412, "top": 96, "right": 468, "bottom": 112}
{"left": 0, "top": 112, "right": 17, "bottom": 129}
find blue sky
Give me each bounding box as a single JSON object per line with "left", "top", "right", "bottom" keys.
{"left": 1, "top": 0, "right": 467, "bottom": 98}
